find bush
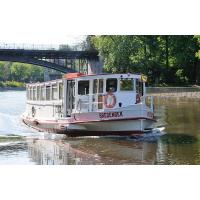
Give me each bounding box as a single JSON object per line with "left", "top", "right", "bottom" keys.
{"left": 0, "top": 82, "right": 4, "bottom": 87}
{"left": 0, "top": 81, "right": 25, "bottom": 88}
{"left": 175, "top": 69, "right": 189, "bottom": 84}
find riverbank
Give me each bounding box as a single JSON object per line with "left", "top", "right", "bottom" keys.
{"left": 0, "top": 81, "right": 25, "bottom": 91}
{"left": 147, "top": 86, "right": 200, "bottom": 93}
{"left": 147, "top": 86, "right": 200, "bottom": 101}
{"left": 0, "top": 87, "right": 25, "bottom": 91}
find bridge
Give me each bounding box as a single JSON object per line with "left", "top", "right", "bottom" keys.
{"left": 0, "top": 43, "right": 101, "bottom": 74}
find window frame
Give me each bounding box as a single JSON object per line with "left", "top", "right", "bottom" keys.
{"left": 120, "top": 78, "right": 134, "bottom": 91}
{"left": 106, "top": 78, "right": 118, "bottom": 93}
{"left": 46, "top": 85, "right": 51, "bottom": 101}
{"left": 52, "top": 83, "right": 58, "bottom": 100}
{"left": 78, "top": 80, "right": 90, "bottom": 95}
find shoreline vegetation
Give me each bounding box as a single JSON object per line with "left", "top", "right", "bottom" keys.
{"left": 0, "top": 81, "right": 25, "bottom": 90}
{"left": 90, "top": 35, "right": 200, "bottom": 85}
{"left": 0, "top": 81, "right": 25, "bottom": 88}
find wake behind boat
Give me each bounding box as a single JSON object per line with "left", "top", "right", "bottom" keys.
{"left": 22, "top": 72, "right": 156, "bottom": 136}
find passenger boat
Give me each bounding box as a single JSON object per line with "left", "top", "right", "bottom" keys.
{"left": 22, "top": 72, "right": 155, "bottom": 136}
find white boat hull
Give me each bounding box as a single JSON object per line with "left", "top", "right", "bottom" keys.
{"left": 22, "top": 114, "right": 155, "bottom": 136}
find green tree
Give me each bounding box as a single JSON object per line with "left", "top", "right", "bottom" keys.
{"left": 170, "top": 36, "right": 199, "bottom": 84}
{"left": 0, "top": 62, "right": 11, "bottom": 81}
{"left": 91, "top": 35, "right": 200, "bottom": 85}
{"left": 196, "top": 36, "right": 200, "bottom": 59}
{"left": 0, "top": 62, "right": 44, "bottom": 83}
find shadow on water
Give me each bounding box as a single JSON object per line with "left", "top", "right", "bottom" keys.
{"left": 0, "top": 135, "right": 25, "bottom": 149}
{"left": 160, "top": 133, "right": 198, "bottom": 145}
{"left": 0, "top": 135, "right": 35, "bottom": 164}
{"left": 155, "top": 133, "right": 200, "bottom": 164}
{"left": 0, "top": 141, "right": 27, "bottom": 153}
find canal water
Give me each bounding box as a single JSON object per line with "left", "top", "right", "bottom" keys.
{"left": 1, "top": 90, "right": 200, "bottom": 164}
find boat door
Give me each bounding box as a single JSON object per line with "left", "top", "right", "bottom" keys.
{"left": 66, "top": 80, "right": 75, "bottom": 116}
{"left": 92, "top": 79, "right": 104, "bottom": 111}
{"left": 77, "top": 80, "right": 90, "bottom": 112}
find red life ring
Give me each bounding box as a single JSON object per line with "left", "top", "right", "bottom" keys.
{"left": 104, "top": 93, "right": 116, "bottom": 108}
{"left": 135, "top": 93, "right": 141, "bottom": 104}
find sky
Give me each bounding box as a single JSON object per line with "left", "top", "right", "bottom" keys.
{"left": 0, "top": 0, "right": 199, "bottom": 46}
{"left": 0, "top": 0, "right": 88, "bottom": 45}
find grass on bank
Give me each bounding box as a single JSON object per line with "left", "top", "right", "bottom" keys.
{"left": 0, "top": 81, "right": 25, "bottom": 88}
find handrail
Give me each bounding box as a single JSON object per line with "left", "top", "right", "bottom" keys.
{"left": 0, "top": 43, "right": 59, "bottom": 50}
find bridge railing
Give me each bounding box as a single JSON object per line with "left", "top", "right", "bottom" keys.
{"left": 0, "top": 43, "right": 59, "bottom": 50}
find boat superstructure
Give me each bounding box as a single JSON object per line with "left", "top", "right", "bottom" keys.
{"left": 22, "top": 73, "right": 155, "bottom": 136}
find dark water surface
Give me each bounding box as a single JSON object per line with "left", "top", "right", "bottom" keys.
{"left": 1, "top": 91, "right": 200, "bottom": 164}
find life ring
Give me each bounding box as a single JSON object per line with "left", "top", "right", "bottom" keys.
{"left": 135, "top": 93, "right": 141, "bottom": 104}
{"left": 104, "top": 93, "right": 116, "bottom": 108}
{"left": 32, "top": 106, "right": 36, "bottom": 117}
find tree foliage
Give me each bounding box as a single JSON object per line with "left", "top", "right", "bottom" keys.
{"left": 0, "top": 62, "right": 44, "bottom": 83}
{"left": 91, "top": 35, "right": 200, "bottom": 85}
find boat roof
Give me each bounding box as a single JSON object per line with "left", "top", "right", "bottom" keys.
{"left": 26, "top": 73, "right": 147, "bottom": 87}
{"left": 64, "top": 73, "right": 146, "bottom": 81}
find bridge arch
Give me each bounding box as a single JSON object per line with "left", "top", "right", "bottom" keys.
{"left": 0, "top": 48, "right": 101, "bottom": 74}
{"left": 0, "top": 55, "right": 75, "bottom": 73}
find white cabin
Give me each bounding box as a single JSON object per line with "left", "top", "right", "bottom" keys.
{"left": 25, "top": 73, "right": 151, "bottom": 120}
{"left": 23, "top": 73, "right": 155, "bottom": 135}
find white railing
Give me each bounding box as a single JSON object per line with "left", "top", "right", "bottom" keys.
{"left": 144, "top": 96, "right": 154, "bottom": 112}
{"left": 0, "top": 43, "right": 59, "bottom": 50}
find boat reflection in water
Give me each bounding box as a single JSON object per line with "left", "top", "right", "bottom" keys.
{"left": 27, "top": 138, "right": 101, "bottom": 165}
{"left": 1, "top": 132, "right": 199, "bottom": 165}
{"left": 27, "top": 135, "right": 161, "bottom": 165}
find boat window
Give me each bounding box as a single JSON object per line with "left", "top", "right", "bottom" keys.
{"left": 33, "top": 86, "right": 36, "bottom": 100}
{"left": 136, "top": 79, "right": 143, "bottom": 96}
{"left": 93, "top": 79, "right": 104, "bottom": 94}
{"left": 59, "top": 82, "right": 63, "bottom": 100}
{"left": 27, "top": 87, "right": 29, "bottom": 100}
{"left": 93, "top": 79, "right": 98, "bottom": 94}
{"left": 46, "top": 85, "right": 51, "bottom": 100}
{"left": 120, "top": 79, "right": 134, "bottom": 91}
{"left": 29, "top": 87, "right": 32, "bottom": 100}
{"left": 78, "top": 80, "right": 89, "bottom": 95}
{"left": 52, "top": 84, "right": 58, "bottom": 100}
{"left": 106, "top": 78, "right": 117, "bottom": 93}
{"left": 37, "top": 86, "right": 40, "bottom": 100}
{"left": 26, "top": 87, "right": 29, "bottom": 99}
{"left": 99, "top": 79, "right": 104, "bottom": 93}
{"left": 40, "top": 86, "right": 45, "bottom": 100}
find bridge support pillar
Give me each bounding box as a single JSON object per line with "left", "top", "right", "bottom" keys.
{"left": 88, "top": 57, "right": 103, "bottom": 75}
{"left": 44, "top": 68, "right": 51, "bottom": 81}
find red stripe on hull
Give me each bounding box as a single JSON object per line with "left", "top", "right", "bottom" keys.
{"left": 24, "top": 116, "right": 156, "bottom": 125}
{"left": 22, "top": 118, "right": 145, "bottom": 137}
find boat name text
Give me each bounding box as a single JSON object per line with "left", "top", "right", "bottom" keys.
{"left": 99, "top": 112, "right": 123, "bottom": 119}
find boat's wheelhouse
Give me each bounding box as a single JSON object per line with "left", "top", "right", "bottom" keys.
{"left": 64, "top": 73, "right": 148, "bottom": 115}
